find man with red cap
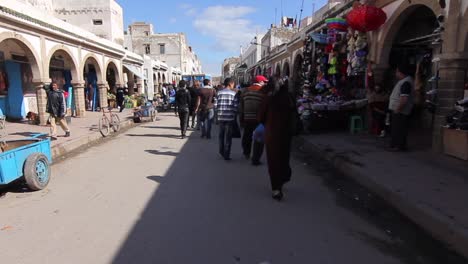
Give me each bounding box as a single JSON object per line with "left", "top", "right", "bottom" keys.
{"left": 240, "top": 75, "right": 268, "bottom": 165}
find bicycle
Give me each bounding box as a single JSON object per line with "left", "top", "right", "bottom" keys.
{"left": 99, "top": 107, "right": 120, "bottom": 137}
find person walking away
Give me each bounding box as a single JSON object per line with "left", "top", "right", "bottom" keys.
{"left": 197, "top": 79, "right": 216, "bottom": 138}
{"left": 47, "top": 82, "right": 70, "bottom": 140}
{"left": 161, "top": 84, "right": 168, "bottom": 105}
{"left": 216, "top": 78, "right": 238, "bottom": 160}
{"left": 240, "top": 75, "right": 268, "bottom": 165}
{"left": 116, "top": 86, "right": 125, "bottom": 112}
{"left": 188, "top": 80, "right": 200, "bottom": 128}
{"left": 87, "top": 83, "right": 94, "bottom": 111}
{"left": 388, "top": 64, "right": 415, "bottom": 151}
{"left": 175, "top": 80, "right": 191, "bottom": 139}
{"left": 258, "top": 77, "right": 295, "bottom": 201}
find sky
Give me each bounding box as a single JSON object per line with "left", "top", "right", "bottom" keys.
{"left": 118, "top": 0, "right": 327, "bottom": 76}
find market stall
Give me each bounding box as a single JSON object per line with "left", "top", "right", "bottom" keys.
{"left": 298, "top": 3, "right": 387, "bottom": 133}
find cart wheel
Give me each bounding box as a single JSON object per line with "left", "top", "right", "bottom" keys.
{"left": 24, "top": 153, "right": 50, "bottom": 191}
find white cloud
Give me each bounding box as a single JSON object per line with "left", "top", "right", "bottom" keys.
{"left": 193, "top": 6, "right": 259, "bottom": 52}
{"left": 179, "top": 3, "right": 198, "bottom": 16}
{"left": 169, "top": 17, "right": 177, "bottom": 24}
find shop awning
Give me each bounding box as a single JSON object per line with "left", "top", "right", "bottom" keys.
{"left": 123, "top": 64, "right": 146, "bottom": 79}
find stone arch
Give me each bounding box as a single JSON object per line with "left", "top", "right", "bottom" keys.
{"left": 282, "top": 60, "right": 291, "bottom": 77}
{"left": 81, "top": 53, "right": 103, "bottom": 83}
{"left": 292, "top": 53, "right": 304, "bottom": 94}
{"left": 0, "top": 32, "right": 43, "bottom": 80}
{"left": 460, "top": 9, "right": 468, "bottom": 53}
{"left": 46, "top": 45, "right": 80, "bottom": 82}
{"left": 275, "top": 63, "right": 281, "bottom": 77}
{"left": 105, "top": 60, "right": 120, "bottom": 94}
{"left": 105, "top": 59, "right": 121, "bottom": 84}
{"left": 375, "top": 0, "right": 441, "bottom": 67}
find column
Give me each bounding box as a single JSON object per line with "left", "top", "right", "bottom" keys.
{"left": 136, "top": 79, "right": 143, "bottom": 94}
{"left": 432, "top": 54, "right": 468, "bottom": 152}
{"left": 98, "top": 83, "right": 109, "bottom": 108}
{"left": 34, "top": 82, "right": 48, "bottom": 126}
{"left": 72, "top": 82, "right": 86, "bottom": 117}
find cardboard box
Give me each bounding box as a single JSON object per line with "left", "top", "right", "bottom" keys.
{"left": 443, "top": 127, "right": 468, "bottom": 160}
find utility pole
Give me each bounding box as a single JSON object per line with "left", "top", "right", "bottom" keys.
{"left": 312, "top": 2, "right": 316, "bottom": 23}
{"left": 281, "top": 0, "right": 283, "bottom": 27}
{"left": 299, "top": 0, "right": 305, "bottom": 28}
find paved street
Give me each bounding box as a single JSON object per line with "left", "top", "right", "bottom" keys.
{"left": 0, "top": 113, "right": 444, "bottom": 263}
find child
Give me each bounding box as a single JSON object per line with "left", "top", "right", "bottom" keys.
{"left": 368, "top": 84, "right": 388, "bottom": 136}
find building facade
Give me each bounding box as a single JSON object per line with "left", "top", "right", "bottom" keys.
{"left": 0, "top": 0, "right": 147, "bottom": 124}
{"left": 222, "top": 57, "right": 240, "bottom": 80}
{"left": 227, "top": 0, "right": 468, "bottom": 156}
{"left": 125, "top": 22, "right": 203, "bottom": 81}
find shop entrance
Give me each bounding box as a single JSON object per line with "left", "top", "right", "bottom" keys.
{"left": 387, "top": 5, "right": 438, "bottom": 150}
{"left": 0, "top": 38, "right": 40, "bottom": 120}
{"left": 292, "top": 54, "right": 303, "bottom": 95}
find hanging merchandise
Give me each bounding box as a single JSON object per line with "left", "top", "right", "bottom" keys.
{"left": 325, "top": 18, "right": 348, "bottom": 31}
{"left": 310, "top": 33, "right": 329, "bottom": 44}
{"left": 346, "top": 5, "right": 387, "bottom": 32}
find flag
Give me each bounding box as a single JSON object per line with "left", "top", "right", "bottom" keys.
{"left": 282, "top": 16, "right": 294, "bottom": 27}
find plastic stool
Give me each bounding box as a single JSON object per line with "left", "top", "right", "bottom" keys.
{"left": 350, "top": 115, "right": 364, "bottom": 134}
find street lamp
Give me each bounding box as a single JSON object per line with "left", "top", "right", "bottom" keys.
{"left": 250, "top": 36, "right": 269, "bottom": 48}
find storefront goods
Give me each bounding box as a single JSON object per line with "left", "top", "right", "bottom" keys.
{"left": 346, "top": 5, "right": 387, "bottom": 32}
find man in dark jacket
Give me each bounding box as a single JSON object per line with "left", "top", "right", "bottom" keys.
{"left": 175, "top": 80, "right": 191, "bottom": 139}
{"left": 116, "top": 86, "right": 125, "bottom": 112}
{"left": 47, "top": 82, "right": 70, "bottom": 139}
{"left": 240, "top": 75, "right": 268, "bottom": 165}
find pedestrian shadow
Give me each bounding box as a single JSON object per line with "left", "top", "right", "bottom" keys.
{"left": 146, "top": 176, "right": 165, "bottom": 183}
{"left": 127, "top": 134, "right": 181, "bottom": 139}
{"left": 145, "top": 149, "right": 179, "bottom": 157}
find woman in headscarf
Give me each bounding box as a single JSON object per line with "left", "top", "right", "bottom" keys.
{"left": 258, "top": 77, "right": 295, "bottom": 201}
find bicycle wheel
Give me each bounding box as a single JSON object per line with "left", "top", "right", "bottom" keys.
{"left": 99, "top": 116, "right": 110, "bottom": 137}
{"left": 111, "top": 113, "right": 120, "bottom": 132}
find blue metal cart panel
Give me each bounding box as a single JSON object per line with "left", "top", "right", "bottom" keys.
{"left": 0, "top": 138, "right": 51, "bottom": 185}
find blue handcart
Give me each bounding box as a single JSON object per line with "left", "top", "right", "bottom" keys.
{"left": 0, "top": 134, "right": 52, "bottom": 191}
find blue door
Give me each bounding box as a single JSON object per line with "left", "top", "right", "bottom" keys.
{"left": 5, "top": 61, "right": 25, "bottom": 119}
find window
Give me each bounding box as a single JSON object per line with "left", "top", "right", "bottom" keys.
{"left": 159, "top": 44, "right": 165, "bottom": 54}
{"left": 93, "top": 19, "right": 103, "bottom": 25}
{"left": 145, "top": 31, "right": 150, "bottom": 36}
{"left": 144, "top": 44, "right": 151, "bottom": 54}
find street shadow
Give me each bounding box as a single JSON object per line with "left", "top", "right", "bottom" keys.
{"left": 126, "top": 134, "right": 181, "bottom": 139}
{"left": 110, "top": 121, "right": 468, "bottom": 264}
{"left": 9, "top": 132, "right": 48, "bottom": 138}
{"left": 145, "top": 150, "right": 179, "bottom": 157}
{"left": 141, "top": 126, "right": 181, "bottom": 130}
{"left": 146, "top": 176, "right": 165, "bottom": 184}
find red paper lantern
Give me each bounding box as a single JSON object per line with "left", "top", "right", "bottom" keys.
{"left": 346, "top": 5, "right": 387, "bottom": 32}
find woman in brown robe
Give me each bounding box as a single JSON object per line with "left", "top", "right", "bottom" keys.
{"left": 258, "top": 77, "right": 295, "bottom": 201}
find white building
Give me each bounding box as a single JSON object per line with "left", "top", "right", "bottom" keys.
{"left": 222, "top": 57, "right": 240, "bottom": 80}
{"left": 0, "top": 0, "right": 148, "bottom": 123}
{"left": 125, "top": 22, "right": 203, "bottom": 81}
{"left": 52, "top": 0, "right": 125, "bottom": 45}
{"left": 17, "top": 0, "right": 125, "bottom": 45}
